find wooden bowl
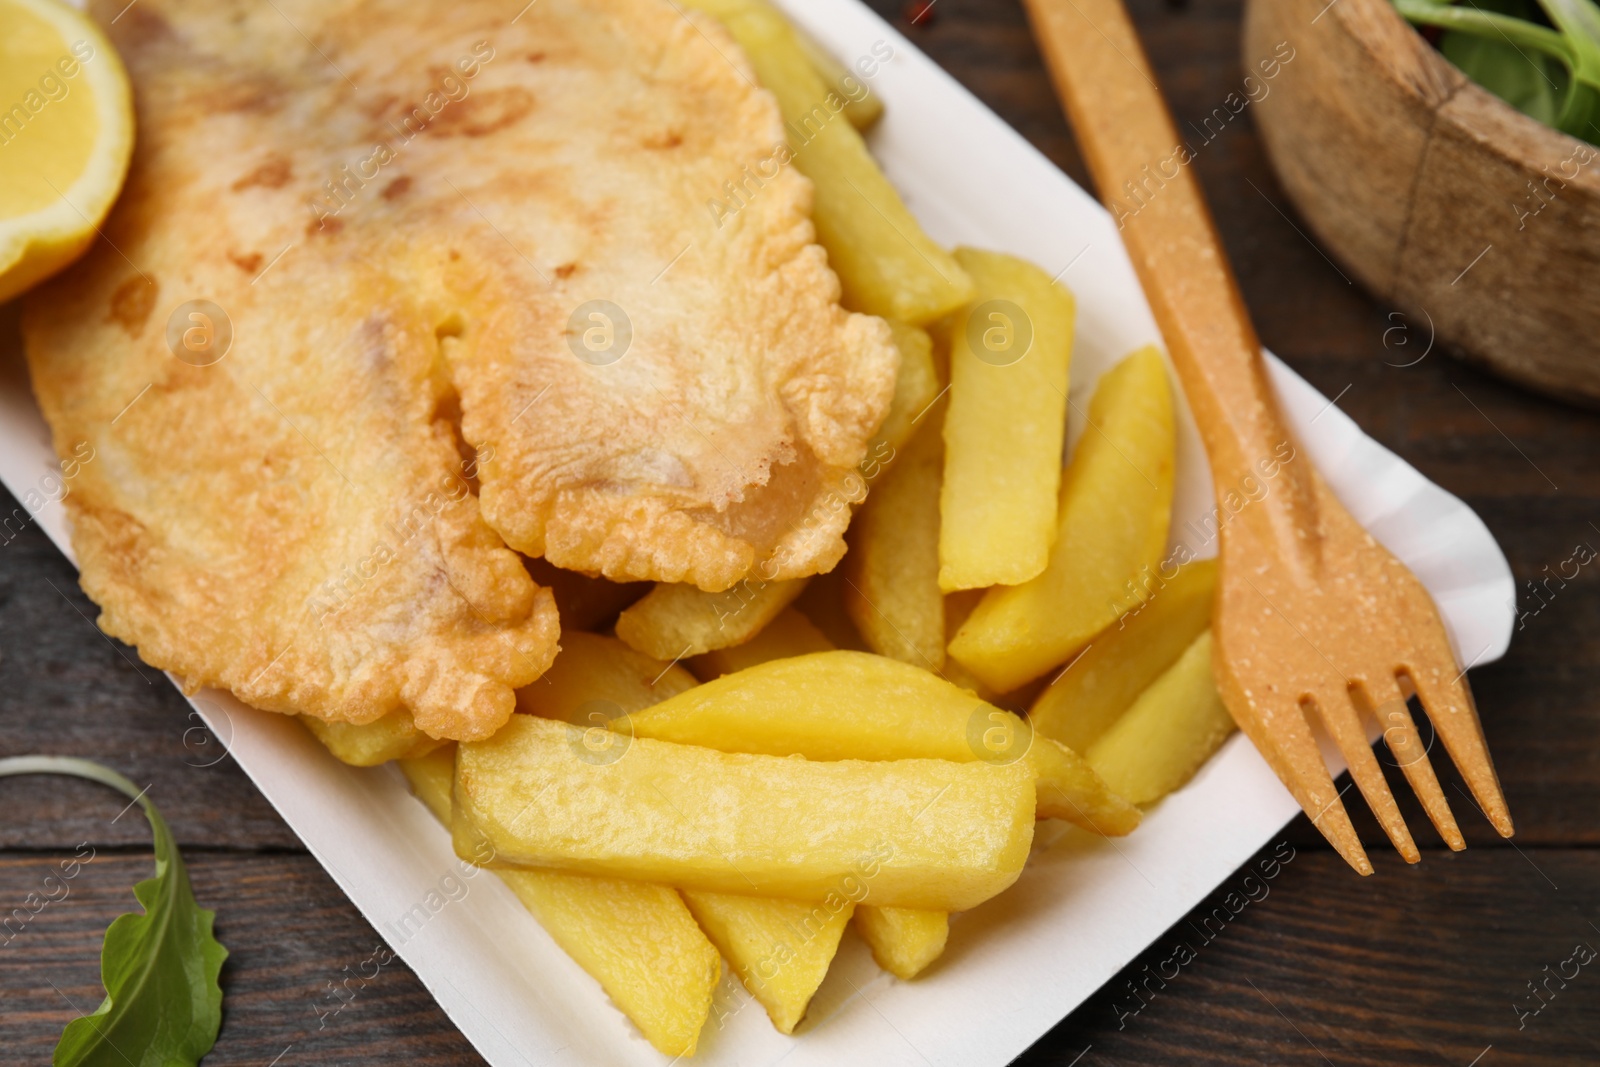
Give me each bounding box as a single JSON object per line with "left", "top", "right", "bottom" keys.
{"left": 1242, "top": 0, "right": 1600, "bottom": 403}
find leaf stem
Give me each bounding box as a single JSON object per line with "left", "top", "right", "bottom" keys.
{"left": 0, "top": 754, "right": 173, "bottom": 854}
{"left": 1394, "top": 0, "right": 1576, "bottom": 62}
{"left": 0, "top": 754, "right": 146, "bottom": 802}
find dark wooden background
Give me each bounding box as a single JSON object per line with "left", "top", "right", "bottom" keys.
{"left": 3, "top": 0, "right": 1597, "bottom": 1063}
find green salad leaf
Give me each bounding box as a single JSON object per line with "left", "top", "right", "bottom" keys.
{"left": 1395, "top": 0, "right": 1600, "bottom": 143}
{"left": 1441, "top": 0, "right": 1569, "bottom": 124}
{"left": 0, "top": 756, "right": 226, "bottom": 1067}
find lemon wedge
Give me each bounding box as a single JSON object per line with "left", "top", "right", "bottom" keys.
{"left": 0, "top": 0, "right": 133, "bottom": 302}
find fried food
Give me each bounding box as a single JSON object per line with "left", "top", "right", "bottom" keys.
{"left": 429, "top": 0, "right": 898, "bottom": 589}
{"left": 515, "top": 631, "right": 698, "bottom": 724}
{"left": 876, "top": 321, "right": 942, "bottom": 454}
{"left": 24, "top": 0, "right": 897, "bottom": 738}
{"left": 454, "top": 715, "right": 1035, "bottom": 911}
{"left": 939, "top": 248, "right": 1076, "bottom": 591}
{"left": 684, "top": 0, "right": 973, "bottom": 323}
{"left": 615, "top": 577, "right": 808, "bottom": 660}
{"left": 853, "top": 905, "right": 948, "bottom": 980}
{"left": 670, "top": 610, "right": 953, "bottom": 982}
{"left": 1086, "top": 630, "right": 1236, "bottom": 805}
{"left": 682, "top": 889, "right": 853, "bottom": 1033}
{"left": 846, "top": 416, "right": 946, "bottom": 670}
{"left": 525, "top": 613, "right": 856, "bottom": 1032}
{"left": 302, "top": 710, "right": 446, "bottom": 767}
{"left": 399, "top": 747, "right": 719, "bottom": 1057}
{"left": 627, "top": 650, "right": 1141, "bottom": 835}
{"left": 948, "top": 346, "right": 1175, "bottom": 691}
{"left": 685, "top": 605, "right": 832, "bottom": 679}
{"left": 1030, "top": 558, "right": 1216, "bottom": 752}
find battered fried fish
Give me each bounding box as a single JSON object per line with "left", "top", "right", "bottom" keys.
{"left": 24, "top": 0, "right": 893, "bottom": 735}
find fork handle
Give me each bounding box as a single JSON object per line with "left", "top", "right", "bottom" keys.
{"left": 1022, "top": 0, "right": 1317, "bottom": 546}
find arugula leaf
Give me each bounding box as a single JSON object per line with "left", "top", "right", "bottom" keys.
{"left": 1395, "top": 0, "right": 1600, "bottom": 143}
{"left": 0, "top": 756, "right": 226, "bottom": 1067}
{"left": 1536, "top": 0, "right": 1600, "bottom": 139}
{"left": 1441, "top": 23, "right": 1568, "bottom": 126}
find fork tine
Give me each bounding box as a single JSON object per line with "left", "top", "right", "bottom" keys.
{"left": 1304, "top": 689, "right": 1419, "bottom": 863}
{"left": 1353, "top": 677, "right": 1464, "bottom": 850}
{"left": 1400, "top": 654, "right": 1514, "bottom": 838}
{"left": 1217, "top": 670, "right": 1373, "bottom": 874}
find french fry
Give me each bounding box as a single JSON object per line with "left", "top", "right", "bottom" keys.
{"left": 302, "top": 710, "right": 445, "bottom": 767}
{"left": 524, "top": 556, "right": 648, "bottom": 632}
{"left": 627, "top": 650, "right": 1140, "bottom": 835}
{"left": 789, "top": 16, "right": 884, "bottom": 130}
{"left": 677, "top": 612, "right": 954, "bottom": 981}
{"left": 683, "top": 0, "right": 973, "bottom": 323}
{"left": 514, "top": 626, "right": 853, "bottom": 1033}
{"left": 846, "top": 415, "right": 946, "bottom": 670}
{"left": 399, "top": 748, "right": 720, "bottom": 1058}
{"left": 494, "top": 871, "right": 719, "bottom": 1058}
{"left": 875, "top": 320, "right": 941, "bottom": 454}
{"left": 614, "top": 577, "right": 807, "bottom": 660}
{"left": 534, "top": 620, "right": 864, "bottom": 1030}
{"left": 939, "top": 248, "right": 1076, "bottom": 591}
{"left": 853, "top": 905, "right": 949, "bottom": 980}
{"left": 682, "top": 890, "right": 853, "bottom": 1033}
{"left": 399, "top": 744, "right": 458, "bottom": 820}
{"left": 516, "top": 631, "right": 698, "bottom": 725}
{"left": 687, "top": 607, "right": 831, "bottom": 680}
{"left": 454, "top": 715, "right": 1035, "bottom": 911}
{"left": 948, "top": 346, "right": 1175, "bottom": 691}
{"left": 1086, "top": 630, "right": 1236, "bottom": 805}
{"left": 1029, "top": 559, "right": 1216, "bottom": 752}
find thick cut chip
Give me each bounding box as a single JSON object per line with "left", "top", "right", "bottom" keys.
{"left": 847, "top": 416, "right": 946, "bottom": 670}
{"left": 674, "top": 612, "right": 955, "bottom": 979}
{"left": 521, "top": 618, "right": 849, "bottom": 1034}
{"left": 628, "top": 650, "right": 1140, "bottom": 835}
{"left": 615, "top": 577, "right": 808, "bottom": 660}
{"left": 303, "top": 710, "right": 446, "bottom": 767}
{"left": 496, "top": 869, "right": 720, "bottom": 1057}
{"left": 454, "top": 715, "right": 1034, "bottom": 911}
{"left": 400, "top": 744, "right": 460, "bottom": 823}
{"left": 788, "top": 13, "right": 884, "bottom": 131}
{"left": 1030, "top": 559, "right": 1216, "bottom": 752}
{"left": 25, "top": 0, "right": 896, "bottom": 739}
{"left": 1086, "top": 630, "right": 1236, "bottom": 806}
{"left": 682, "top": 890, "right": 853, "bottom": 1034}
{"left": 683, "top": 0, "right": 972, "bottom": 324}
{"left": 853, "top": 906, "right": 949, "bottom": 980}
{"left": 687, "top": 606, "right": 832, "bottom": 680}
{"left": 875, "top": 321, "right": 941, "bottom": 455}
{"left": 948, "top": 346, "right": 1175, "bottom": 692}
{"left": 399, "top": 747, "right": 719, "bottom": 1057}
{"left": 516, "top": 631, "right": 698, "bottom": 724}
{"left": 939, "top": 248, "right": 1076, "bottom": 591}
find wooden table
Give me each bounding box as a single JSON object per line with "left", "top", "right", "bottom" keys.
{"left": 3, "top": 0, "right": 1597, "bottom": 1062}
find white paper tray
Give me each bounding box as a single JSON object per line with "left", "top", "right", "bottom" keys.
{"left": 0, "top": 0, "right": 1513, "bottom": 1062}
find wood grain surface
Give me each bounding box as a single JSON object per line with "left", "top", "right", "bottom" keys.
{"left": 2, "top": 0, "right": 1598, "bottom": 1063}
{"left": 1244, "top": 0, "right": 1600, "bottom": 404}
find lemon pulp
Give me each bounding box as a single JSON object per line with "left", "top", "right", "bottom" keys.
{"left": 0, "top": 15, "right": 100, "bottom": 216}
{"left": 0, "top": 0, "right": 132, "bottom": 301}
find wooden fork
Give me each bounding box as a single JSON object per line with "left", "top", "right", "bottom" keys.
{"left": 1023, "top": 0, "right": 1513, "bottom": 872}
